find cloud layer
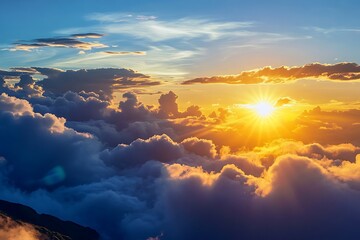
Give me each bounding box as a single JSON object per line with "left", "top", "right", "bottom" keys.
{"left": 183, "top": 62, "right": 360, "bottom": 84}
{"left": 0, "top": 66, "right": 360, "bottom": 240}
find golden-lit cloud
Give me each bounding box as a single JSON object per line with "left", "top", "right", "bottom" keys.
{"left": 275, "top": 97, "right": 295, "bottom": 107}
{"left": 183, "top": 62, "right": 360, "bottom": 84}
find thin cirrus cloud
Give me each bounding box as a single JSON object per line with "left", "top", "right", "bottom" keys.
{"left": 85, "top": 13, "right": 256, "bottom": 42}
{"left": 304, "top": 26, "right": 360, "bottom": 34}
{"left": 50, "top": 13, "right": 308, "bottom": 77}
{"left": 183, "top": 62, "right": 360, "bottom": 85}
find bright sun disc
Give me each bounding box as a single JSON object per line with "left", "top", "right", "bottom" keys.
{"left": 253, "top": 102, "right": 274, "bottom": 117}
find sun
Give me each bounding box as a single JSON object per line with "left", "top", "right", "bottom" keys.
{"left": 253, "top": 101, "right": 275, "bottom": 118}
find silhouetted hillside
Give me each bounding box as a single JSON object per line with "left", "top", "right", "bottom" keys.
{"left": 0, "top": 199, "right": 99, "bottom": 240}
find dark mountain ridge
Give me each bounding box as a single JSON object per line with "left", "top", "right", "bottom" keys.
{"left": 0, "top": 199, "right": 99, "bottom": 240}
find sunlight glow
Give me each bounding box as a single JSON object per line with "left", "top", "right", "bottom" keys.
{"left": 253, "top": 101, "right": 274, "bottom": 117}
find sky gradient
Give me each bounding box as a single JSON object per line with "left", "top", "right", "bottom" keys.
{"left": 1, "top": 1, "right": 360, "bottom": 240}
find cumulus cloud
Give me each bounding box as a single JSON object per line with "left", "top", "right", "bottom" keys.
{"left": 183, "top": 62, "right": 360, "bottom": 84}
{"left": 0, "top": 93, "right": 360, "bottom": 239}
{"left": 181, "top": 137, "right": 217, "bottom": 158}
{"left": 101, "top": 134, "right": 183, "bottom": 169}
{"left": 0, "top": 93, "right": 110, "bottom": 191}
{"left": 161, "top": 151, "right": 360, "bottom": 240}
{"left": 157, "top": 91, "right": 203, "bottom": 119}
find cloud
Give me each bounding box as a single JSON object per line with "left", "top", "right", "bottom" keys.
{"left": 35, "top": 67, "right": 159, "bottom": 99}
{"left": 305, "top": 26, "right": 360, "bottom": 34}
{"left": 0, "top": 90, "right": 360, "bottom": 239}
{"left": 275, "top": 96, "right": 295, "bottom": 107}
{"left": 86, "top": 13, "right": 254, "bottom": 42}
{"left": 0, "top": 93, "right": 110, "bottom": 191}
{"left": 0, "top": 93, "right": 33, "bottom": 116}
{"left": 0, "top": 71, "right": 360, "bottom": 240}
{"left": 183, "top": 62, "right": 360, "bottom": 84}
{"left": 181, "top": 137, "right": 217, "bottom": 158}
{"left": 71, "top": 33, "right": 104, "bottom": 38}
{"left": 157, "top": 91, "right": 203, "bottom": 119}
{"left": 101, "top": 134, "right": 183, "bottom": 169}
{"left": 2, "top": 66, "right": 160, "bottom": 100}
{"left": 9, "top": 67, "right": 39, "bottom": 74}
{"left": 291, "top": 106, "right": 360, "bottom": 146}
{"left": 102, "top": 51, "right": 146, "bottom": 55}
{"left": 33, "top": 91, "right": 111, "bottom": 122}
{"left": 161, "top": 151, "right": 360, "bottom": 240}
{"left": 0, "top": 69, "right": 32, "bottom": 78}
{"left": 12, "top": 33, "right": 107, "bottom": 51}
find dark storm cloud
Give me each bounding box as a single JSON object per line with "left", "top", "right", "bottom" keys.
{"left": 183, "top": 62, "right": 360, "bottom": 84}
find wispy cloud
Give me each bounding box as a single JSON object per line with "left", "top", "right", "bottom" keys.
{"left": 71, "top": 33, "right": 104, "bottom": 38}
{"left": 304, "top": 26, "right": 360, "bottom": 34}
{"left": 85, "top": 13, "right": 255, "bottom": 42}
{"left": 52, "top": 45, "right": 200, "bottom": 77}
{"left": 4, "top": 13, "right": 311, "bottom": 79}
{"left": 102, "top": 51, "right": 146, "bottom": 55}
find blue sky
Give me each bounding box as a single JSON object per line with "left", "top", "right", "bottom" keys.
{"left": 1, "top": 0, "right": 360, "bottom": 79}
